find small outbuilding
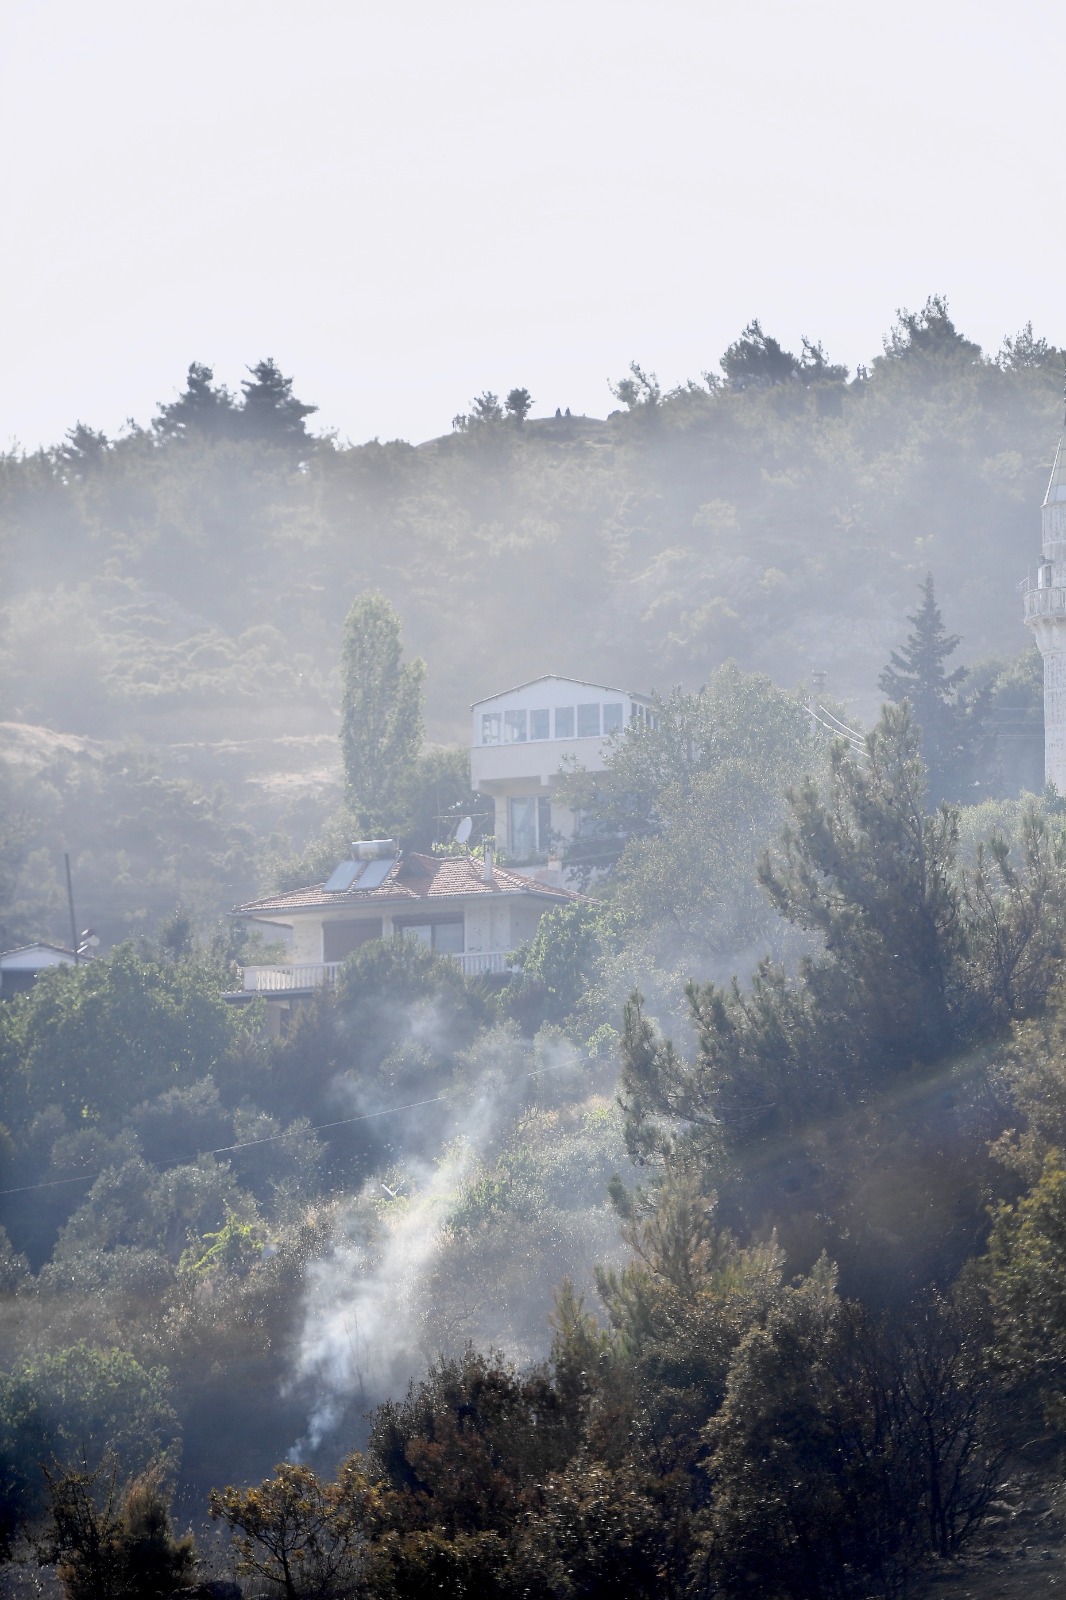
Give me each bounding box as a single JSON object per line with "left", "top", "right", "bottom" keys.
{"left": 0, "top": 942, "right": 78, "bottom": 998}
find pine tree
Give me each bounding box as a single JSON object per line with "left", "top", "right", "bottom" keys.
{"left": 719, "top": 319, "right": 801, "bottom": 389}
{"left": 879, "top": 574, "right": 980, "bottom": 804}
{"left": 239, "top": 358, "right": 317, "bottom": 445}
{"left": 55, "top": 423, "right": 110, "bottom": 477}
{"left": 470, "top": 391, "right": 503, "bottom": 424}
{"left": 504, "top": 387, "right": 533, "bottom": 422}
{"left": 152, "top": 361, "right": 238, "bottom": 441}
{"left": 618, "top": 704, "right": 966, "bottom": 1171}
{"left": 340, "top": 593, "right": 425, "bottom": 830}
{"left": 880, "top": 294, "right": 983, "bottom": 366}
{"left": 758, "top": 700, "right": 962, "bottom": 1066}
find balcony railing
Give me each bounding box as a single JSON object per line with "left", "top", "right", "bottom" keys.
{"left": 241, "top": 951, "right": 513, "bottom": 993}
{"left": 241, "top": 963, "right": 344, "bottom": 992}
{"left": 1023, "top": 586, "right": 1066, "bottom": 620}
{"left": 454, "top": 951, "right": 513, "bottom": 976}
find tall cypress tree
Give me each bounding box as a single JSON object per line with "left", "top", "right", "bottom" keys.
{"left": 879, "top": 575, "right": 979, "bottom": 805}
{"left": 339, "top": 593, "right": 425, "bottom": 831}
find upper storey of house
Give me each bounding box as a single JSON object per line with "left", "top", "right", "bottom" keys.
{"left": 470, "top": 675, "right": 655, "bottom": 791}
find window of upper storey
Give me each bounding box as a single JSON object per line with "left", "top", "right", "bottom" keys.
{"left": 530, "top": 709, "right": 550, "bottom": 740}
{"left": 577, "top": 703, "right": 601, "bottom": 737}
{"left": 504, "top": 709, "right": 527, "bottom": 743}
{"left": 482, "top": 712, "right": 502, "bottom": 744}
{"left": 603, "top": 703, "right": 623, "bottom": 735}
{"left": 555, "top": 706, "right": 575, "bottom": 738}
{"left": 399, "top": 918, "right": 464, "bottom": 952}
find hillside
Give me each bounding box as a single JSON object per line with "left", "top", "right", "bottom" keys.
{"left": 1, "top": 302, "right": 1061, "bottom": 946}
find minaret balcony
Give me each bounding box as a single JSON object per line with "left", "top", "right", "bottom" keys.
{"left": 1023, "top": 585, "right": 1066, "bottom": 622}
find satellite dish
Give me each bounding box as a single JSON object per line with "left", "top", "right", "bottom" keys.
{"left": 454, "top": 816, "right": 473, "bottom": 845}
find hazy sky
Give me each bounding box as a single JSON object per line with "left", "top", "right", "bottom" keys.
{"left": 2, "top": 0, "right": 1061, "bottom": 452}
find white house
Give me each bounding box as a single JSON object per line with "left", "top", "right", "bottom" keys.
{"left": 470, "top": 675, "right": 655, "bottom": 866}
{"left": 231, "top": 840, "right": 578, "bottom": 1023}
{"left": 0, "top": 942, "right": 78, "bottom": 998}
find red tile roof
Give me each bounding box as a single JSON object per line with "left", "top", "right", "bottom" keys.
{"left": 234, "top": 853, "right": 578, "bottom": 916}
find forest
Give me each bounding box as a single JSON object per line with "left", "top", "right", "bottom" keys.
{"left": 3, "top": 300, "right": 1066, "bottom": 1597}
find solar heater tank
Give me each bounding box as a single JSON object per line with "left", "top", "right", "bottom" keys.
{"left": 351, "top": 839, "right": 398, "bottom": 860}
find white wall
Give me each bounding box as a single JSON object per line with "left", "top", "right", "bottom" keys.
{"left": 291, "top": 919, "right": 323, "bottom": 963}
{"left": 267, "top": 898, "right": 555, "bottom": 960}
{"left": 471, "top": 676, "right": 651, "bottom": 792}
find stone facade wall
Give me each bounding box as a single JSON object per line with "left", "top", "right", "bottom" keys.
{"left": 1044, "top": 639, "right": 1066, "bottom": 794}
{"left": 291, "top": 918, "right": 322, "bottom": 963}
{"left": 1027, "top": 614, "right": 1066, "bottom": 793}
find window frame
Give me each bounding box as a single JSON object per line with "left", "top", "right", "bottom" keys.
{"left": 395, "top": 916, "right": 465, "bottom": 953}
{"left": 509, "top": 795, "right": 553, "bottom": 860}
{"left": 577, "top": 703, "right": 601, "bottom": 738}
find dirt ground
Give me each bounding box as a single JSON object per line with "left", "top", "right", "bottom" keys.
{"left": 913, "top": 1479, "right": 1065, "bottom": 1599}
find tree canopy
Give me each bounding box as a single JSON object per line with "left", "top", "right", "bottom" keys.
{"left": 153, "top": 362, "right": 238, "bottom": 442}
{"left": 238, "top": 358, "right": 318, "bottom": 445}
{"left": 339, "top": 592, "right": 425, "bottom": 830}
{"left": 879, "top": 574, "right": 985, "bottom": 803}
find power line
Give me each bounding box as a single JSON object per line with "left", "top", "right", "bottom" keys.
{"left": 804, "top": 702, "right": 868, "bottom": 759}
{"left": 0, "top": 1055, "right": 577, "bottom": 1200}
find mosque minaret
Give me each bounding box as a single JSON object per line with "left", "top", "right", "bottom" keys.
{"left": 1023, "top": 412, "right": 1066, "bottom": 792}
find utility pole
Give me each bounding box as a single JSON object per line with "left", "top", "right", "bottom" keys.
{"left": 64, "top": 852, "right": 79, "bottom": 965}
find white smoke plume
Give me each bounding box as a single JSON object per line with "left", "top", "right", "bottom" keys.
{"left": 287, "top": 1025, "right": 593, "bottom": 1458}
{"left": 289, "top": 1138, "right": 478, "bottom": 1455}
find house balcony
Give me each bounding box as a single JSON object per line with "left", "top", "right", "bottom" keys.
{"left": 240, "top": 952, "right": 514, "bottom": 993}
{"left": 1023, "top": 583, "right": 1066, "bottom": 621}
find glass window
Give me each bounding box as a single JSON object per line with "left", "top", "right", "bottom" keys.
{"left": 504, "top": 709, "right": 527, "bottom": 743}
{"left": 577, "top": 703, "right": 601, "bottom": 737}
{"left": 481, "top": 712, "right": 501, "bottom": 745}
{"left": 537, "top": 797, "right": 552, "bottom": 853}
{"left": 603, "top": 703, "right": 623, "bottom": 735}
{"left": 323, "top": 919, "right": 383, "bottom": 961}
{"left": 398, "top": 920, "right": 464, "bottom": 952}
{"left": 529, "top": 708, "right": 550, "bottom": 740}
{"left": 555, "top": 706, "right": 575, "bottom": 739}
{"left": 509, "top": 797, "right": 537, "bottom": 858}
